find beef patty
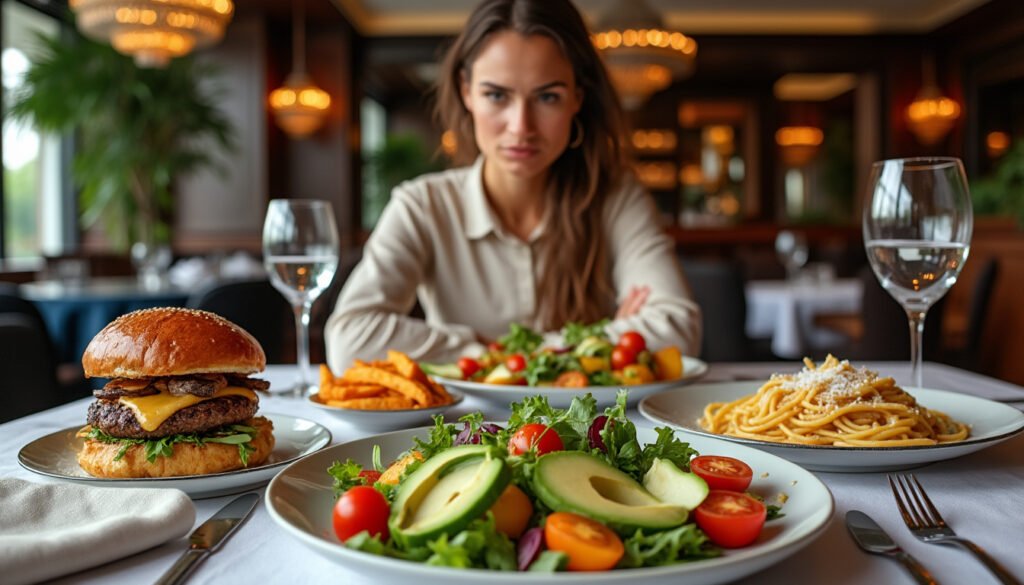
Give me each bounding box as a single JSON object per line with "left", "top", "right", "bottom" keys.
{"left": 86, "top": 395, "right": 258, "bottom": 439}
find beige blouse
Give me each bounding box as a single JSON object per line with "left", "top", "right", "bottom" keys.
{"left": 325, "top": 157, "right": 702, "bottom": 371}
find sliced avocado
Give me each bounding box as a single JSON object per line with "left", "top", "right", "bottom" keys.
{"left": 483, "top": 363, "right": 516, "bottom": 384}
{"left": 419, "top": 362, "right": 464, "bottom": 379}
{"left": 531, "top": 451, "right": 688, "bottom": 534}
{"left": 389, "top": 445, "right": 510, "bottom": 547}
{"left": 574, "top": 336, "right": 613, "bottom": 357}
{"left": 642, "top": 458, "right": 709, "bottom": 514}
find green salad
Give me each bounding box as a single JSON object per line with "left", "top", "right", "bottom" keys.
{"left": 325, "top": 392, "right": 781, "bottom": 572}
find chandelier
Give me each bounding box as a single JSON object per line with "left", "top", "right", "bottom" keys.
{"left": 592, "top": 0, "right": 696, "bottom": 110}
{"left": 269, "top": 0, "right": 331, "bottom": 138}
{"left": 69, "top": 0, "right": 234, "bottom": 68}
{"left": 906, "top": 56, "right": 961, "bottom": 146}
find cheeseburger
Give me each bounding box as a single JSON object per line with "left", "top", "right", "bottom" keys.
{"left": 77, "top": 307, "right": 275, "bottom": 478}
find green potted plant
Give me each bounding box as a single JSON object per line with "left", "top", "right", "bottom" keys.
{"left": 972, "top": 141, "right": 1024, "bottom": 229}
{"left": 8, "top": 29, "right": 233, "bottom": 253}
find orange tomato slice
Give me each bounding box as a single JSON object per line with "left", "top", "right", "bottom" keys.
{"left": 543, "top": 512, "right": 624, "bottom": 571}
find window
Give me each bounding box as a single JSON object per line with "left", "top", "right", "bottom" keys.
{"left": 2, "top": 0, "right": 68, "bottom": 263}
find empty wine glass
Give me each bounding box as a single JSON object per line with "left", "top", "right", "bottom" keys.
{"left": 775, "top": 230, "right": 809, "bottom": 280}
{"left": 263, "top": 199, "right": 340, "bottom": 397}
{"left": 863, "top": 157, "right": 972, "bottom": 388}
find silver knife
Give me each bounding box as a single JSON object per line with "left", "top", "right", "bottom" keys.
{"left": 846, "top": 510, "right": 939, "bottom": 585}
{"left": 154, "top": 493, "right": 260, "bottom": 585}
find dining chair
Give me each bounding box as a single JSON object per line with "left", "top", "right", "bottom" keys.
{"left": 847, "top": 265, "right": 946, "bottom": 361}
{"left": 0, "top": 313, "right": 65, "bottom": 423}
{"left": 187, "top": 279, "right": 293, "bottom": 364}
{"left": 948, "top": 257, "right": 999, "bottom": 372}
{"left": 681, "top": 258, "right": 774, "bottom": 362}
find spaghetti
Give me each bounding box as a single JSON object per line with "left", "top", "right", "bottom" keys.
{"left": 700, "top": 355, "right": 969, "bottom": 447}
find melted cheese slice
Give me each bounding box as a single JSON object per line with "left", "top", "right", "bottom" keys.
{"left": 119, "top": 386, "right": 257, "bottom": 432}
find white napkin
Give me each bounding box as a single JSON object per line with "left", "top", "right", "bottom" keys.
{"left": 0, "top": 478, "right": 195, "bottom": 585}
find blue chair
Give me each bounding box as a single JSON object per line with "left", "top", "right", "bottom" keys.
{"left": 0, "top": 313, "right": 65, "bottom": 422}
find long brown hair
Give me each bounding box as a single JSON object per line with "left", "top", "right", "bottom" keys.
{"left": 435, "top": 0, "right": 627, "bottom": 329}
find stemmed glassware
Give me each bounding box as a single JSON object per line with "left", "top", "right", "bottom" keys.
{"left": 262, "top": 199, "right": 340, "bottom": 397}
{"left": 863, "top": 157, "right": 973, "bottom": 388}
{"left": 775, "top": 230, "right": 809, "bottom": 280}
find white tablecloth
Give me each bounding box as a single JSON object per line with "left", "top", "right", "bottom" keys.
{"left": 1, "top": 362, "right": 1022, "bottom": 585}
{"left": 746, "top": 278, "right": 862, "bottom": 358}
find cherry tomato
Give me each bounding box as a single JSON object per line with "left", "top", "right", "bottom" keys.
{"left": 690, "top": 455, "right": 754, "bottom": 492}
{"left": 508, "top": 423, "right": 564, "bottom": 456}
{"left": 332, "top": 485, "right": 390, "bottom": 542}
{"left": 457, "top": 357, "right": 481, "bottom": 378}
{"left": 611, "top": 345, "right": 637, "bottom": 370}
{"left": 618, "top": 331, "right": 647, "bottom": 354}
{"left": 693, "top": 490, "right": 766, "bottom": 548}
{"left": 544, "top": 511, "right": 624, "bottom": 571}
{"left": 506, "top": 354, "right": 527, "bottom": 372}
{"left": 358, "top": 469, "right": 382, "bottom": 485}
{"left": 488, "top": 341, "right": 504, "bottom": 352}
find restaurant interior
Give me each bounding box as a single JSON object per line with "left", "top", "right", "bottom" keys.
{"left": 3, "top": 0, "right": 1024, "bottom": 422}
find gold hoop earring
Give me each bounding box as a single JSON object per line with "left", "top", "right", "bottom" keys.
{"left": 569, "top": 117, "right": 584, "bottom": 149}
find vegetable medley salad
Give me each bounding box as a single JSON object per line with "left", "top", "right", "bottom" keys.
{"left": 422, "top": 321, "right": 685, "bottom": 387}
{"left": 326, "top": 393, "right": 782, "bottom": 572}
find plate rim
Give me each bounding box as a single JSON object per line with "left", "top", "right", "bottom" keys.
{"left": 16, "top": 411, "right": 333, "bottom": 484}
{"left": 433, "top": 356, "right": 709, "bottom": 395}
{"left": 638, "top": 382, "right": 1024, "bottom": 454}
{"left": 265, "top": 423, "right": 835, "bottom": 583}
{"left": 308, "top": 388, "right": 466, "bottom": 415}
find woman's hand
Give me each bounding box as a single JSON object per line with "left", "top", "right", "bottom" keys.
{"left": 615, "top": 285, "right": 650, "bottom": 319}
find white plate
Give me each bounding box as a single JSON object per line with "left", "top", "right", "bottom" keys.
{"left": 309, "top": 389, "right": 465, "bottom": 432}
{"left": 267, "top": 425, "right": 833, "bottom": 585}
{"left": 639, "top": 382, "right": 1024, "bottom": 472}
{"left": 435, "top": 356, "right": 708, "bottom": 408}
{"left": 17, "top": 413, "right": 332, "bottom": 499}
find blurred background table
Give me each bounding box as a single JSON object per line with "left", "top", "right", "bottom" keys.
{"left": 746, "top": 278, "right": 862, "bottom": 359}
{"left": 20, "top": 277, "right": 190, "bottom": 364}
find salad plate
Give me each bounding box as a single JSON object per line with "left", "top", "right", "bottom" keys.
{"left": 17, "top": 413, "right": 331, "bottom": 499}
{"left": 434, "top": 356, "right": 708, "bottom": 408}
{"left": 639, "top": 382, "right": 1024, "bottom": 472}
{"left": 267, "top": 423, "right": 833, "bottom": 585}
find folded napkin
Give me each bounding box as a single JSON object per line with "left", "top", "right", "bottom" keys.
{"left": 0, "top": 478, "right": 195, "bottom": 585}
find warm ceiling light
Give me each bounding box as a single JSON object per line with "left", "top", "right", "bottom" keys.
{"left": 906, "top": 56, "right": 961, "bottom": 146}
{"left": 776, "top": 126, "right": 823, "bottom": 167}
{"left": 270, "top": 0, "right": 331, "bottom": 138}
{"left": 986, "top": 131, "right": 1010, "bottom": 158}
{"left": 69, "top": 0, "right": 234, "bottom": 68}
{"left": 592, "top": 0, "right": 696, "bottom": 110}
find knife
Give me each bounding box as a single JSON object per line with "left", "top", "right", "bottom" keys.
{"left": 154, "top": 493, "right": 260, "bottom": 585}
{"left": 846, "top": 510, "right": 939, "bottom": 585}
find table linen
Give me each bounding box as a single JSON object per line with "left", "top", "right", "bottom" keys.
{"left": 746, "top": 278, "right": 862, "bottom": 358}
{"left": 0, "top": 361, "right": 1021, "bottom": 585}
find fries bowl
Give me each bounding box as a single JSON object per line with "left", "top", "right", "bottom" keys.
{"left": 308, "top": 389, "right": 464, "bottom": 432}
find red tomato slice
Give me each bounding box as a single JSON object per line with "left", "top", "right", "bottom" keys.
{"left": 332, "top": 485, "right": 390, "bottom": 542}
{"left": 508, "top": 423, "right": 564, "bottom": 456}
{"left": 690, "top": 455, "right": 754, "bottom": 492}
{"left": 505, "top": 354, "right": 527, "bottom": 373}
{"left": 357, "top": 469, "right": 382, "bottom": 485}
{"left": 693, "top": 490, "right": 766, "bottom": 548}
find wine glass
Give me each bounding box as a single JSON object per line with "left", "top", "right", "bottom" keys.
{"left": 775, "top": 230, "right": 809, "bottom": 280}
{"left": 262, "top": 199, "right": 340, "bottom": 397}
{"left": 863, "top": 157, "right": 973, "bottom": 388}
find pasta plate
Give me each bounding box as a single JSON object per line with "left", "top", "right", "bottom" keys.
{"left": 639, "top": 382, "right": 1024, "bottom": 472}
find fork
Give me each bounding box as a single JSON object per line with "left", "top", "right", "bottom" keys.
{"left": 889, "top": 474, "right": 1022, "bottom": 585}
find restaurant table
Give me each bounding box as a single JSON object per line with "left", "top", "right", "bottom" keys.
{"left": 746, "top": 278, "right": 862, "bottom": 359}
{"left": 20, "top": 277, "right": 190, "bottom": 364}
{"left": 1, "top": 361, "right": 1022, "bottom": 585}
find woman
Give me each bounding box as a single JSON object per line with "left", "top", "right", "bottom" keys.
{"left": 326, "top": 0, "right": 701, "bottom": 370}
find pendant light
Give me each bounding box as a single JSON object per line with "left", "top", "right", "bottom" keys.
{"left": 269, "top": 0, "right": 331, "bottom": 138}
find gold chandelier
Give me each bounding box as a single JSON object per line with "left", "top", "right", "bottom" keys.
{"left": 269, "top": 0, "right": 331, "bottom": 138}
{"left": 592, "top": 0, "right": 696, "bottom": 110}
{"left": 69, "top": 0, "right": 234, "bottom": 68}
{"left": 906, "top": 55, "right": 961, "bottom": 146}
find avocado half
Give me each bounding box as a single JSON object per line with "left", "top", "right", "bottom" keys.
{"left": 388, "top": 444, "right": 510, "bottom": 547}
{"left": 532, "top": 451, "right": 689, "bottom": 534}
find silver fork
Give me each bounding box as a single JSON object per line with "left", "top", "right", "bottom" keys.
{"left": 889, "top": 474, "right": 1021, "bottom": 585}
